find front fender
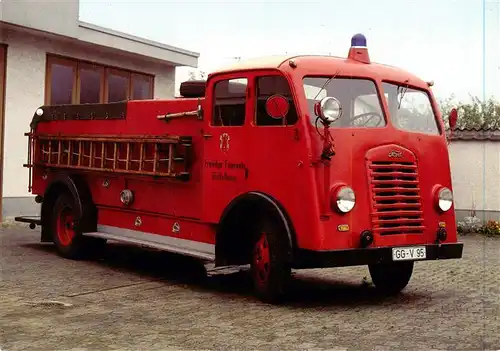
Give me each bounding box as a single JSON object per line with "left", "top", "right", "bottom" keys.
{"left": 218, "top": 191, "right": 297, "bottom": 250}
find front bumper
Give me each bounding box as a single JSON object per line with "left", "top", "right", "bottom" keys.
{"left": 293, "top": 242, "right": 464, "bottom": 269}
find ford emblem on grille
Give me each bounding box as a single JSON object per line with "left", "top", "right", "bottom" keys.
{"left": 388, "top": 150, "right": 403, "bottom": 158}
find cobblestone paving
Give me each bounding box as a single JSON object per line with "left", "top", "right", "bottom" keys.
{"left": 0, "top": 227, "right": 499, "bottom": 351}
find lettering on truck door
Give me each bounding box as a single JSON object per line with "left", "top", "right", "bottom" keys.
{"left": 202, "top": 75, "right": 251, "bottom": 221}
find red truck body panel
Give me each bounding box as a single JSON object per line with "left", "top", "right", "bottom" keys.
{"left": 23, "top": 43, "right": 462, "bottom": 273}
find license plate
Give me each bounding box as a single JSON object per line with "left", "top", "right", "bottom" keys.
{"left": 392, "top": 246, "right": 426, "bottom": 261}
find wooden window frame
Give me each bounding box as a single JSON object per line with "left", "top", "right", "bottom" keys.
{"left": 45, "top": 54, "right": 155, "bottom": 105}
{"left": 131, "top": 73, "right": 154, "bottom": 100}
{"left": 104, "top": 68, "right": 131, "bottom": 104}
{"left": 77, "top": 62, "right": 105, "bottom": 104}
{"left": 45, "top": 56, "right": 78, "bottom": 105}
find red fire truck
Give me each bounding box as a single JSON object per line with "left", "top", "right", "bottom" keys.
{"left": 16, "top": 34, "right": 463, "bottom": 303}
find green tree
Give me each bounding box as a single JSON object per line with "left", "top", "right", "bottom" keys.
{"left": 438, "top": 94, "right": 500, "bottom": 130}
{"left": 187, "top": 70, "right": 206, "bottom": 81}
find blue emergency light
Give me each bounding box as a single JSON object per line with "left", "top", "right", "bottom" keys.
{"left": 351, "top": 33, "right": 367, "bottom": 47}
{"left": 347, "top": 33, "right": 370, "bottom": 63}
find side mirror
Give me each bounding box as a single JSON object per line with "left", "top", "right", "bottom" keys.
{"left": 314, "top": 97, "right": 342, "bottom": 125}
{"left": 448, "top": 108, "right": 457, "bottom": 130}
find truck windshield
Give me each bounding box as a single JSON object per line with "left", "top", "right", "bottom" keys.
{"left": 303, "top": 77, "right": 386, "bottom": 128}
{"left": 382, "top": 82, "right": 440, "bottom": 135}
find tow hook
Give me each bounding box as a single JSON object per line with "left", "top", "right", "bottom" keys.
{"left": 436, "top": 227, "right": 447, "bottom": 243}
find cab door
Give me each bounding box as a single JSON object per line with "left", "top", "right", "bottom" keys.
{"left": 244, "top": 73, "right": 306, "bottom": 206}
{"left": 201, "top": 74, "right": 252, "bottom": 222}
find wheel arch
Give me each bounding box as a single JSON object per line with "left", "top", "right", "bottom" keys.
{"left": 215, "top": 191, "right": 297, "bottom": 266}
{"left": 40, "top": 172, "right": 96, "bottom": 242}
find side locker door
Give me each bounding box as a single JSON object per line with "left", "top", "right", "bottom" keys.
{"left": 201, "top": 73, "right": 252, "bottom": 222}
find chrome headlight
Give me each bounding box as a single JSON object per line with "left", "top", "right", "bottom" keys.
{"left": 314, "top": 96, "right": 342, "bottom": 124}
{"left": 437, "top": 187, "right": 453, "bottom": 212}
{"left": 335, "top": 186, "right": 356, "bottom": 213}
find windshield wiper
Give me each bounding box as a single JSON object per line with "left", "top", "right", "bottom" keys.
{"left": 397, "top": 79, "right": 410, "bottom": 109}
{"left": 312, "top": 69, "right": 341, "bottom": 100}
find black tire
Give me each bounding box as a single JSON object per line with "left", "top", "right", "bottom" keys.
{"left": 51, "top": 192, "right": 98, "bottom": 259}
{"left": 250, "top": 218, "right": 292, "bottom": 304}
{"left": 368, "top": 261, "right": 414, "bottom": 295}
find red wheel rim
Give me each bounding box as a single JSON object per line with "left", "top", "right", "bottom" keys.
{"left": 56, "top": 205, "right": 75, "bottom": 246}
{"left": 254, "top": 233, "right": 270, "bottom": 285}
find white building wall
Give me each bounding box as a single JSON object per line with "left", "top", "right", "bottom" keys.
{"left": 1, "top": 29, "right": 176, "bottom": 203}
{"left": 448, "top": 140, "right": 500, "bottom": 220}
{"left": 0, "top": 0, "right": 80, "bottom": 38}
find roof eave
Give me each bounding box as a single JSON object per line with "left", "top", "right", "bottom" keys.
{"left": 0, "top": 20, "right": 200, "bottom": 68}
{"left": 78, "top": 21, "right": 199, "bottom": 68}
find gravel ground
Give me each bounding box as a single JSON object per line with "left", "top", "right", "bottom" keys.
{"left": 0, "top": 226, "right": 498, "bottom": 351}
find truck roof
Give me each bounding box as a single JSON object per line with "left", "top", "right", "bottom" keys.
{"left": 210, "top": 54, "right": 429, "bottom": 89}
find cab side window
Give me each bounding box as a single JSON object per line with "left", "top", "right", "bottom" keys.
{"left": 212, "top": 78, "right": 247, "bottom": 126}
{"left": 255, "top": 75, "right": 298, "bottom": 126}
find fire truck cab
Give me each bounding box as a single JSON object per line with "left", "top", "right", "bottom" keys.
{"left": 17, "top": 34, "right": 463, "bottom": 303}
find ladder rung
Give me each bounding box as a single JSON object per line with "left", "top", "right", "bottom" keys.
{"left": 113, "top": 143, "right": 117, "bottom": 169}
{"left": 67, "top": 142, "right": 72, "bottom": 165}
{"left": 126, "top": 143, "right": 130, "bottom": 170}
{"left": 89, "top": 142, "right": 94, "bottom": 167}
{"left": 101, "top": 142, "right": 105, "bottom": 168}
{"left": 139, "top": 143, "right": 144, "bottom": 171}
{"left": 77, "top": 141, "right": 82, "bottom": 166}
{"left": 167, "top": 144, "right": 173, "bottom": 175}
{"left": 153, "top": 143, "right": 158, "bottom": 172}
{"left": 57, "top": 140, "right": 61, "bottom": 164}
{"left": 34, "top": 136, "right": 191, "bottom": 180}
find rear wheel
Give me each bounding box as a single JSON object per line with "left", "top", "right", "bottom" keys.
{"left": 250, "top": 219, "right": 291, "bottom": 304}
{"left": 368, "top": 261, "right": 414, "bottom": 295}
{"left": 51, "top": 192, "right": 102, "bottom": 259}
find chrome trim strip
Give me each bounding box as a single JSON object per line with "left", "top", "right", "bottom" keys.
{"left": 85, "top": 225, "right": 215, "bottom": 261}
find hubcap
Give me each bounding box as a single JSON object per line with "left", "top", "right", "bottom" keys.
{"left": 56, "top": 205, "right": 75, "bottom": 246}
{"left": 254, "top": 233, "right": 270, "bottom": 285}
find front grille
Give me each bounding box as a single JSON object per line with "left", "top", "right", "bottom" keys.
{"left": 368, "top": 161, "right": 425, "bottom": 235}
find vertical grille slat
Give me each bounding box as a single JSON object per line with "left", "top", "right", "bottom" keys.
{"left": 368, "top": 160, "right": 425, "bottom": 235}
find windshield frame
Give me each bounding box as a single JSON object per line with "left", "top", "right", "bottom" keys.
{"left": 301, "top": 75, "right": 388, "bottom": 130}
{"left": 381, "top": 79, "right": 443, "bottom": 136}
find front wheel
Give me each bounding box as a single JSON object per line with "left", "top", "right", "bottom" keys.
{"left": 368, "top": 261, "right": 414, "bottom": 295}
{"left": 250, "top": 219, "right": 292, "bottom": 304}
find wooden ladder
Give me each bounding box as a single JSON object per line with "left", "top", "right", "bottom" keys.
{"left": 25, "top": 133, "right": 192, "bottom": 181}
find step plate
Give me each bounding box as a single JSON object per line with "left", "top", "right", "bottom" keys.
{"left": 85, "top": 227, "right": 215, "bottom": 262}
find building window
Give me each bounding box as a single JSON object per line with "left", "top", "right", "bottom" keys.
{"left": 48, "top": 58, "right": 76, "bottom": 105}
{"left": 78, "top": 64, "right": 103, "bottom": 104}
{"left": 45, "top": 55, "right": 154, "bottom": 105}
{"left": 107, "top": 69, "right": 130, "bottom": 103}
{"left": 132, "top": 73, "right": 153, "bottom": 100}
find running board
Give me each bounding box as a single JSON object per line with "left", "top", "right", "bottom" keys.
{"left": 204, "top": 263, "right": 250, "bottom": 276}
{"left": 85, "top": 225, "right": 215, "bottom": 262}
